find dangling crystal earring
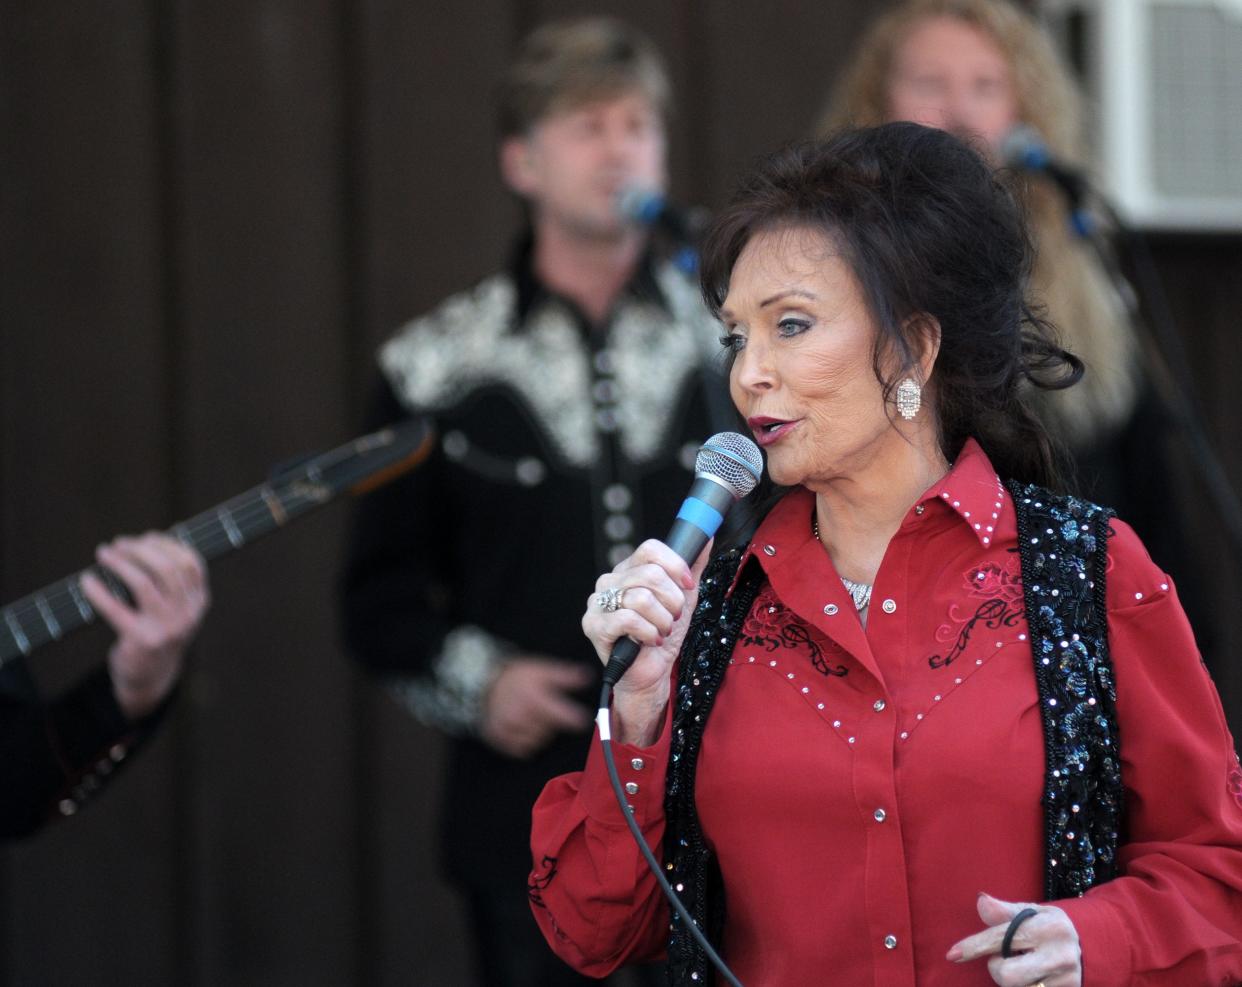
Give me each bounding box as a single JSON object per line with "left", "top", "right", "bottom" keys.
{"left": 896, "top": 377, "right": 921, "bottom": 421}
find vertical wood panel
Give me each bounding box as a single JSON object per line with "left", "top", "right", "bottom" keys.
{"left": 698, "top": 0, "right": 891, "bottom": 205}
{"left": 348, "top": 0, "right": 519, "bottom": 396}
{"left": 1145, "top": 236, "right": 1242, "bottom": 727}
{"left": 348, "top": 2, "right": 515, "bottom": 980}
{"left": 0, "top": 3, "right": 180, "bottom": 984}
{"left": 169, "top": 1, "right": 356, "bottom": 983}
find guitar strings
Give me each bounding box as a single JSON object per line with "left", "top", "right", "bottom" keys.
{"left": 1, "top": 485, "right": 322, "bottom": 641}
{"left": 2, "top": 422, "right": 429, "bottom": 657}
{"left": 2, "top": 506, "right": 289, "bottom": 637}
{"left": 2, "top": 425, "right": 426, "bottom": 649}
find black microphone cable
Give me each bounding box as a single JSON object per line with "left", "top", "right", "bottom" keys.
{"left": 592, "top": 432, "right": 762, "bottom": 987}
{"left": 597, "top": 682, "right": 745, "bottom": 987}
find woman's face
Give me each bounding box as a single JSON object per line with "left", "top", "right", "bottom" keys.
{"left": 887, "top": 15, "right": 1019, "bottom": 157}
{"left": 722, "top": 226, "right": 904, "bottom": 490}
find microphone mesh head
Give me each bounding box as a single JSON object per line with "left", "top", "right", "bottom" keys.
{"left": 615, "top": 185, "right": 663, "bottom": 225}
{"left": 1000, "top": 124, "right": 1048, "bottom": 170}
{"left": 695, "top": 432, "right": 763, "bottom": 499}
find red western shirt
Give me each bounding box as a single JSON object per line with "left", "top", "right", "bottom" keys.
{"left": 530, "top": 440, "right": 1242, "bottom": 985}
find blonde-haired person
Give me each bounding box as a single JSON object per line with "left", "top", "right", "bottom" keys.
{"left": 818, "top": 0, "right": 1197, "bottom": 599}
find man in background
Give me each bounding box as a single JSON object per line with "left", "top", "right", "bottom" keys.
{"left": 342, "top": 17, "right": 726, "bottom": 986}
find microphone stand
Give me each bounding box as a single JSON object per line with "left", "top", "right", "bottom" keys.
{"left": 1055, "top": 178, "right": 1242, "bottom": 557}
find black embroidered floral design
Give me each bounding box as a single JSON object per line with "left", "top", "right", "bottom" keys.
{"left": 928, "top": 556, "right": 1024, "bottom": 669}
{"left": 928, "top": 599, "right": 1023, "bottom": 668}
{"left": 527, "top": 855, "right": 557, "bottom": 909}
{"left": 740, "top": 588, "right": 847, "bottom": 677}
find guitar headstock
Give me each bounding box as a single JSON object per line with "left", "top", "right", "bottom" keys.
{"left": 279, "top": 419, "right": 436, "bottom": 499}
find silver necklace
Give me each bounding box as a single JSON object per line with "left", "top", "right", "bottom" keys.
{"left": 812, "top": 513, "right": 873, "bottom": 611}
{"left": 839, "top": 577, "right": 874, "bottom": 612}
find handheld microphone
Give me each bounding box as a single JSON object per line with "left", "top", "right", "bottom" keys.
{"left": 1000, "top": 125, "right": 1095, "bottom": 237}
{"left": 615, "top": 186, "right": 709, "bottom": 274}
{"left": 601, "top": 432, "right": 763, "bottom": 687}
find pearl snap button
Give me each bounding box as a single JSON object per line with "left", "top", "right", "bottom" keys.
{"left": 881, "top": 599, "right": 896, "bottom": 614}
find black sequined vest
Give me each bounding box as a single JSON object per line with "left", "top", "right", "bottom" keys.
{"left": 661, "top": 482, "right": 1121, "bottom": 986}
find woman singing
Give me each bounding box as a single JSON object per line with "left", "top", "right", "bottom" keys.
{"left": 527, "top": 123, "right": 1242, "bottom": 986}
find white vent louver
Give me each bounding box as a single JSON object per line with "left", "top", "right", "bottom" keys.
{"left": 1043, "top": 0, "right": 1242, "bottom": 230}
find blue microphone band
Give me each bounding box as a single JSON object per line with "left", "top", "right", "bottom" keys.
{"left": 675, "top": 496, "right": 725, "bottom": 537}
{"left": 602, "top": 473, "right": 743, "bottom": 687}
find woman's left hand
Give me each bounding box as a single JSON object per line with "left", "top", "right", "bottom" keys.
{"left": 946, "top": 892, "right": 1082, "bottom": 986}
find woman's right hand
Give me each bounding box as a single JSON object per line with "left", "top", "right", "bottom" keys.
{"left": 582, "top": 539, "right": 709, "bottom": 745}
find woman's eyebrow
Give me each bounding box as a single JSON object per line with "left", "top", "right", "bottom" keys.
{"left": 720, "top": 289, "right": 819, "bottom": 321}
{"left": 759, "top": 289, "right": 818, "bottom": 308}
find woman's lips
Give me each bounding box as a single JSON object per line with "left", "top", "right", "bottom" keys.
{"left": 747, "top": 416, "right": 800, "bottom": 447}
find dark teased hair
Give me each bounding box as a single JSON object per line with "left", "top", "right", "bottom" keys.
{"left": 700, "top": 122, "right": 1081, "bottom": 500}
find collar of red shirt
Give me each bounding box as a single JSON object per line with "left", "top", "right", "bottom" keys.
{"left": 728, "top": 438, "right": 1014, "bottom": 599}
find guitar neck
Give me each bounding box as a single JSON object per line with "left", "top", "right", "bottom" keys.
{"left": 0, "top": 474, "right": 332, "bottom": 669}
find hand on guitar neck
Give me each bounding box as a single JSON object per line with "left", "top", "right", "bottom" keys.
{"left": 0, "top": 420, "right": 432, "bottom": 670}
{"left": 79, "top": 533, "right": 210, "bottom": 720}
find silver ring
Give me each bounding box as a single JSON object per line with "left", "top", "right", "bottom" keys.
{"left": 597, "top": 587, "right": 623, "bottom": 612}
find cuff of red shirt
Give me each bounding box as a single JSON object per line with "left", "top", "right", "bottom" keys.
{"left": 1057, "top": 893, "right": 1132, "bottom": 986}
{"left": 578, "top": 711, "right": 672, "bottom": 829}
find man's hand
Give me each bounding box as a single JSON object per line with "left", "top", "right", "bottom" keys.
{"left": 79, "top": 533, "right": 210, "bottom": 720}
{"left": 478, "top": 657, "right": 593, "bottom": 759}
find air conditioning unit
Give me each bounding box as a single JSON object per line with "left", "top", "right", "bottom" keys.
{"left": 1042, "top": 0, "right": 1242, "bottom": 230}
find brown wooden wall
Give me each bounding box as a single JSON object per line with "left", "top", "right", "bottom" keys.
{"left": 1, "top": 3, "right": 1238, "bottom": 984}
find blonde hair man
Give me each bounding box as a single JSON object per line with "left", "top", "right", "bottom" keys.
{"left": 343, "top": 17, "right": 723, "bottom": 986}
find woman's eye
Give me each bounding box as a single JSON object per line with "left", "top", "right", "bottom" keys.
{"left": 777, "top": 318, "right": 812, "bottom": 337}
{"left": 718, "top": 333, "right": 746, "bottom": 352}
